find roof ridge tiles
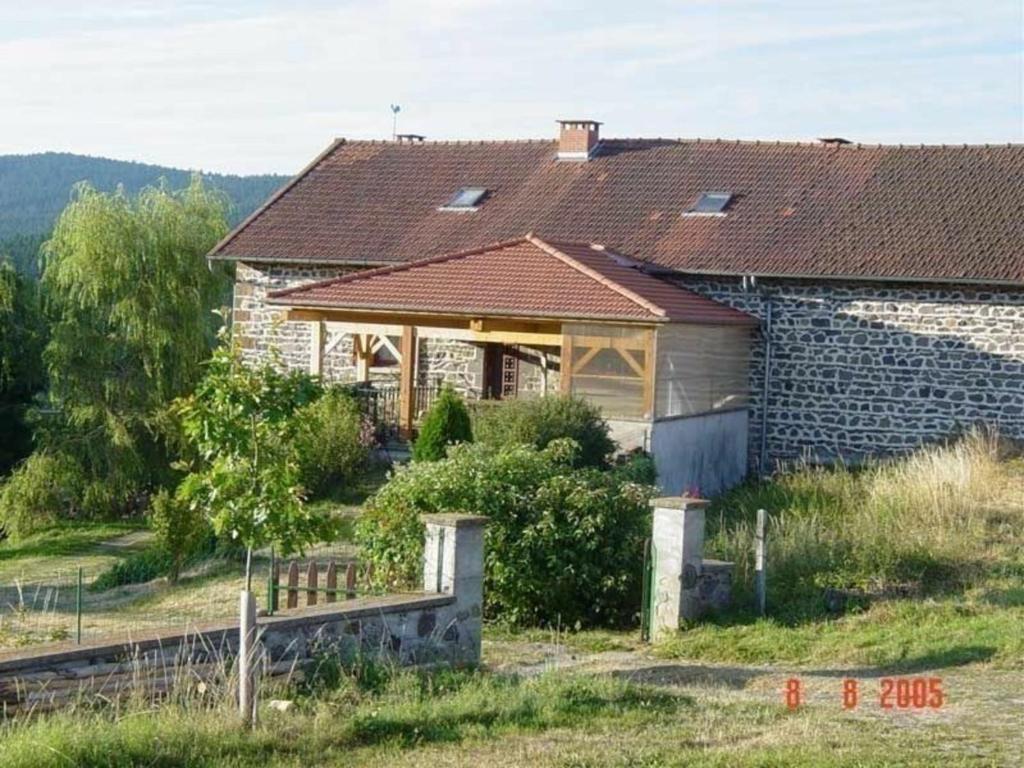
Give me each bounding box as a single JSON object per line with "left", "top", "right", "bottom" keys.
{"left": 325, "top": 136, "right": 1024, "bottom": 151}
{"left": 525, "top": 235, "right": 667, "bottom": 318}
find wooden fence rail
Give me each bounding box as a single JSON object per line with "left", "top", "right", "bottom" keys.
{"left": 268, "top": 559, "right": 376, "bottom": 614}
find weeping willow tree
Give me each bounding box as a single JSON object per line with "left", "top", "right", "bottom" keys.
{"left": 37, "top": 176, "right": 230, "bottom": 514}
{"left": 0, "top": 259, "right": 46, "bottom": 474}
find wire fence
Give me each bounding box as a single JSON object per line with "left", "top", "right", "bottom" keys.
{"left": 0, "top": 542, "right": 371, "bottom": 653}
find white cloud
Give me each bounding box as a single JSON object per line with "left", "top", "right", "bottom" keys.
{"left": 0, "top": 0, "right": 1020, "bottom": 173}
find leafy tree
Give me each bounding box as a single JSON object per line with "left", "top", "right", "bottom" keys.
{"left": 412, "top": 385, "right": 472, "bottom": 461}
{"left": 149, "top": 489, "right": 211, "bottom": 584}
{"left": 0, "top": 259, "right": 46, "bottom": 473}
{"left": 174, "top": 336, "right": 332, "bottom": 589}
{"left": 38, "top": 177, "right": 230, "bottom": 513}
{"left": 0, "top": 452, "right": 83, "bottom": 539}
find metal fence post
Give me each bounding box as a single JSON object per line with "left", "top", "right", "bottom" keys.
{"left": 76, "top": 566, "right": 83, "bottom": 644}
{"left": 755, "top": 509, "right": 767, "bottom": 617}
{"left": 266, "top": 548, "right": 275, "bottom": 616}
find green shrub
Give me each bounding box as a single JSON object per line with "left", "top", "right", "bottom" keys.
{"left": 90, "top": 547, "right": 172, "bottom": 592}
{"left": 293, "top": 387, "right": 372, "bottom": 495}
{"left": 357, "top": 439, "right": 654, "bottom": 626}
{"left": 612, "top": 450, "right": 658, "bottom": 485}
{"left": 151, "top": 488, "right": 212, "bottom": 583}
{"left": 412, "top": 385, "right": 472, "bottom": 462}
{"left": 0, "top": 452, "right": 84, "bottom": 539}
{"left": 472, "top": 395, "right": 614, "bottom": 468}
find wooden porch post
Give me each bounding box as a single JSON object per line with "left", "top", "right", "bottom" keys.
{"left": 398, "top": 325, "right": 418, "bottom": 438}
{"left": 559, "top": 332, "right": 572, "bottom": 394}
{"left": 643, "top": 327, "right": 656, "bottom": 418}
{"left": 354, "top": 333, "right": 371, "bottom": 382}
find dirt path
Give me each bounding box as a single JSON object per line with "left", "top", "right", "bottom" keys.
{"left": 485, "top": 640, "right": 1024, "bottom": 764}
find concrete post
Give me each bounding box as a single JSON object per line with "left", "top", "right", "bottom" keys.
{"left": 238, "top": 589, "right": 257, "bottom": 724}
{"left": 649, "top": 496, "right": 708, "bottom": 641}
{"left": 422, "top": 514, "right": 488, "bottom": 664}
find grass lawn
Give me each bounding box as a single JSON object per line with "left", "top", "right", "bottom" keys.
{"left": 2, "top": 438, "right": 1022, "bottom": 764}
{"left": 0, "top": 464, "right": 390, "bottom": 649}
{"left": 0, "top": 664, "right": 1009, "bottom": 767}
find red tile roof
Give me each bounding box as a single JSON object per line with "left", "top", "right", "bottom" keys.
{"left": 267, "top": 234, "right": 756, "bottom": 325}
{"left": 211, "top": 137, "right": 1024, "bottom": 285}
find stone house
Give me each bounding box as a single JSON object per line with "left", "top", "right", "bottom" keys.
{"left": 209, "top": 120, "right": 1024, "bottom": 494}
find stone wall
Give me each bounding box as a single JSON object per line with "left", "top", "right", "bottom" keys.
{"left": 676, "top": 276, "right": 1024, "bottom": 469}
{"left": 235, "top": 262, "right": 1024, "bottom": 468}
{"left": 234, "top": 262, "right": 358, "bottom": 380}
{"left": 235, "top": 262, "right": 562, "bottom": 401}
{"left": 0, "top": 514, "right": 487, "bottom": 713}
{"left": 0, "top": 594, "right": 461, "bottom": 713}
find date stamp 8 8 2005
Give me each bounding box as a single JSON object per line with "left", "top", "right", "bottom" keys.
{"left": 784, "top": 677, "right": 945, "bottom": 711}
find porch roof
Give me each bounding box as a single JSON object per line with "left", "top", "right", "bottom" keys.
{"left": 267, "top": 234, "right": 756, "bottom": 326}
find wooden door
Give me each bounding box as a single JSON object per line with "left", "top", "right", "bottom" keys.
{"left": 483, "top": 344, "right": 519, "bottom": 400}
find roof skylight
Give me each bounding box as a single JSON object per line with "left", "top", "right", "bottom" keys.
{"left": 440, "top": 187, "right": 487, "bottom": 211}
{"left": 684, "top": 192, "right": 733, "bottom": 216}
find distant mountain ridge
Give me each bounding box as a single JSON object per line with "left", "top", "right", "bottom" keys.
{"left": 0, "top": 152, "right": 288, "bottom": 274}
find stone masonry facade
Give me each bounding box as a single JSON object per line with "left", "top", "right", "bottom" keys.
{"left": 676, "top": 276, "right": 1024, "bottom": 469}
{"left": 234, "top": 262, "right": 1024, "bottom": 469}
{"left": 233, "top": 262, "right": 559, "bottom": 400}
{"left": 234, "top": 262, "right": 486, "bottom": 394}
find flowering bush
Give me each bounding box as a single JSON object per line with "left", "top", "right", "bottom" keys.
{"left": 356, "top": 439, "right": 654, "bottom": 627}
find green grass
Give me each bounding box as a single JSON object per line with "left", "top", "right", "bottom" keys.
{"left": 0, "top": 666, "right": 996, "bottom": 767}
{"left": 657, "top": 592, "right": 1024, "bottom": 671}
{"left": 0, "top": 521, "right": 145, "bottom": 578}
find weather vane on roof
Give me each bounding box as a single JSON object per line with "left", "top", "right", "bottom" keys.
{"left": 390, "top": 104, "right": 401, "bottom": 140}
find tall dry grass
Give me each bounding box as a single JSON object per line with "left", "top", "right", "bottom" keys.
{"left": 706, "top": 429, "right": 1022, "bottom": 619}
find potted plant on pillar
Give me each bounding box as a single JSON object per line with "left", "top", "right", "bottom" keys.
{"left": 174, "top": 331, "right": 332, "bottom": 726}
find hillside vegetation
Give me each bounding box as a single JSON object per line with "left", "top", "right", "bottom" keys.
{"left": 0, "top": 152, "right": 286, "bottom": 273}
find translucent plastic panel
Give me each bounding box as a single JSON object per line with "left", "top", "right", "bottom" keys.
{"left": 654, "top": 324, "right": 751, "bottom": 418}
{"left": 564, "top": 323, "right": 650, "bottom": 419}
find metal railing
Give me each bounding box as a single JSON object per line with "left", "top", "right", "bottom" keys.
{"left": 347, "top": 381, "right": 444, "bottom": 442}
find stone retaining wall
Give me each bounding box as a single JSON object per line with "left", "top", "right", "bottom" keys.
{"left": 0, "top": 515, "right": 487, "bottom": 714}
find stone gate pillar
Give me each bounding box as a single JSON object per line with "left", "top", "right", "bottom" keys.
{"left": 422, "top": 514, "right": 488, "bottom": 664}
{"left": 650, "top": 496, "right": 707, "bottom": 641}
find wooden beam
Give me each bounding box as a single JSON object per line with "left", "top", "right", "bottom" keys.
{"left": 309, "top": 320, "right": 324, "bottom": 375}
{"left": 287, "top": 308, "right": 572, "bottom": 335}
{"left": 569, "top": 334, "right": 649, "bottom": 352}
{"left": 354, "top": 333, "right": 371, "bottom": 382}
{"left": 560, "top": 334, "right": 572, "bottom": 394}
{"left": 398, "top": 325, "right": 417, "bottom": 438}
{"left": 617, "top": 347, "right": 646, "bottom": 379}
{"left": 377, "top": 334, "right": 403, "bottom": 362}
{"left": 571, "top": 345, "right": 602, "bottom": 375}
{"left": 469, "top": 330, "right": 562, "bottom": 346}
{"left": 643, "top": 328, "right": 656, "bottom": 418}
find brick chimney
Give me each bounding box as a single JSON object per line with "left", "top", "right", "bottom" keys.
{"left": 557, "top": 119, "right": 601, "bottom": 161}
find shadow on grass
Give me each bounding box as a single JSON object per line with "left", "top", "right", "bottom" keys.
{"left": 979, "top": 586, "right": 1024, "bottom": 607}
{"left": 805, "top": 644, "right": 997, "bottom": 677}
{"left": 610, "top": 663, "right": 760, "bottom": 690}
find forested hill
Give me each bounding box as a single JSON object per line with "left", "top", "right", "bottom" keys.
{"left": 0, "top": 152, "right": 288, "bottom": 274}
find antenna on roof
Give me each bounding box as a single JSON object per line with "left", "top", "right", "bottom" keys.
{"left": 390, "top": 104, "right": 401, "bottom": 140}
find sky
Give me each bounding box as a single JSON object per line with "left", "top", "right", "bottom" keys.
{"left": 1, "top": 0, "right": 1022, "bottom": 175}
